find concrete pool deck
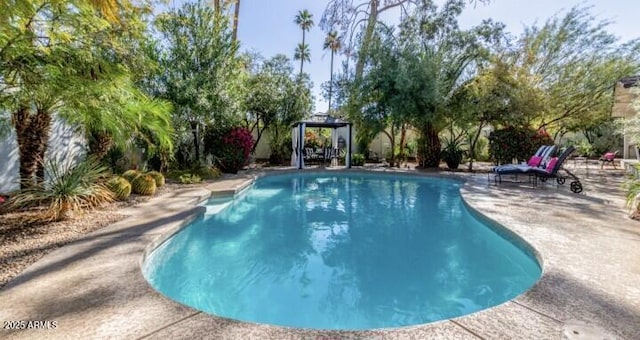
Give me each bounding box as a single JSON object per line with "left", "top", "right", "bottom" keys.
{"left": 0, "top": 166, "right": 638, "bottom": 339}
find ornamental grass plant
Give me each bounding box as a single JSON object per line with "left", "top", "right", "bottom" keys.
{"left": 7, "top": 157, "right": 114, "bottom": 221}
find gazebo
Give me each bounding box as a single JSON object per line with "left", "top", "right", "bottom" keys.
{"left": 291, "top": 116, "right": 353, "bottom": 169}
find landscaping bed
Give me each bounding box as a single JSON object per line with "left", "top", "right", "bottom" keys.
{"left": 0, "top": 184, "right": 178, "bottom": 289}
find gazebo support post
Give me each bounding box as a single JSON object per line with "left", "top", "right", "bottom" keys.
{"left": 347, "top": 123, "right": 352, "bottom": 168}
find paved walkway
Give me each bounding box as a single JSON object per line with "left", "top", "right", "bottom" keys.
{"left": 0, "top": 166, "right": 638, "bottom": 339}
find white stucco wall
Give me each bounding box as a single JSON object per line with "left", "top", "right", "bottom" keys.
{"left": 252, "top": 130, "right": 271, "bottom": 160}
{"left": 0, "top": 117, "right": 86, "bottom": 193}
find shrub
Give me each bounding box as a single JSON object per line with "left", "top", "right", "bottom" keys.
{"left": 131, "top": 175, "right": 157, "bottom": 196}
{"left": 107, "top": 176, "right": 132, "bottom": 201}
{"left": 178, "top": 173, "right": 202, "bottom": 184}
{"left": 8, "top": 157, "right": 114, "bottom": 221}
{"left": 167, "top": 165, "right": 222, "bottom": 181}
{"left": 440, "top": 135, "right": 465, "bottom": 170}
{"left": 191, "top": 165, "right": 222, "bottom": 179}
{"left": 204, "top": 126, "right": 254, "bottom": 174}
{"left": 488, "top": 126, "right": 554, "bottom": 165}
{"left": 269, "top": 132, "right": 292, "bottom": 165}
{"left": 122, "top": 169, "right": 141, "bottom": 183}
{"left": 574, "top": 139, "right": 595, "bottom": 157}
{"left": 351, "top": 153, "right": 365, "bottom": 166}
{"left": 147, "top": 171, "right": 165, "bottom": 187}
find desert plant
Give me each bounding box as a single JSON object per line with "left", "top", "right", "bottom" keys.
{"left": 624, "top": 165, "right": 640, "bottom": 219}
{"left": 178, "top": 173, "right": 202, "bottom": 184}
{"left": 147, "top": 171, "right": 166, "bottom": 187}
{"left": 203, "top": 166, "right": 222, "bottom": 179}
{"left": 191, "top": 164, "right": 222, "bottom": 179}
{"left": 131, "top": 175, "right": 157, "bottom": 196}
{"left": 8, "top": 157, "right": 114, "bottom": 221}
{"left": 440, "top": 135, "right": 465, "bottom": 170}
{"left": 106, "top": 176, "right": 132, "bottom": 201}
{"left": 351, "top": 153, "right": 365, "bottom": 166}
{"left": 167, "top": 165, "right": 221, "bottom": 181}
{"left": 122, "top": 169, "right": 141, "bottom": 183}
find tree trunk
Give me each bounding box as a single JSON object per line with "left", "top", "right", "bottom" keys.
{"left": 383, "top": 126, "right": 395, "bottom": 167}
{"left": 354, "top": 0, "right": 378, "bottom": 81}
{"left": 300, "top": 31, "right": 306, "bottom": 75}
{"left": 399, "top": 124, "right": 407, "bottom": 166}
{"left": 191, "top": 121, "right": 200, "bottom": 163}
{"left": 88, "top": 130, "right": 114, "bottom": 160}
{"left": 34, "top": 107, "right": 53, "bottom": 184}
{"left": 251, "top": 125, "right": 266, "bottom": 155}
{"left": 418, "top": 121, "right": 440, "bottom": 168}
{"left": 467, "top": 122, "right": 485, "bottom": 171}
{"left": 232, "top": 0, "right": 240, "bottom": 43}
{"left": 13, "top": 106, "right": 52, "bottom": 188}
{"left": 328, "top": 50, "right": 334, "bottom": 113}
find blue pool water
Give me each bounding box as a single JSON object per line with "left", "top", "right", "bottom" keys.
{"left": 143, "top": 173, "right": 541, "bottom": 330}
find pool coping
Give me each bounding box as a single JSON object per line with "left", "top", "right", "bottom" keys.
{"left": 1, "top": 167, "right": 638, "bottom": 339}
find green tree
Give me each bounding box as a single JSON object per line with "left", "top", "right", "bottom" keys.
{"left": 396, "top": 0, "right": 497, "bottom": 167}
{"left": 243, "top": 55, "right": 311, "bottom": 157}
{"left": 154, "top": 0, "right": 240, "bottom": 165}
{"left": 515, "top": 6, "right": 640, "bottom": 135}
{"left": 1, "top": 0, "right": 172, "bottom": 186}
{"left": 450, "top": 57, "right": 542, "bottom": 170}
{"left": 323, "top": 31, "right": 342, "bottom": 113}
{"left": 347, "top": 25, "right": 409, "bottom": 167}
{"left": 294, "top": 9, "right": 314, "bottom": 75}
{"left": 321, "top": 0, "right": 416, "bottom": 81}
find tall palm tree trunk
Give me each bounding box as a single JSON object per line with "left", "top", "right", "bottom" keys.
{"left": 328, "top": 50, "right": 334, "bottom": 113}
{"left": 232, "top": 0, "right": 240, "bottom": 43}
{"left": 213, "top": 0, "right": 221, "bottom": 15}
{"left": 300, "top": 31, "right": 306, "bottom": 75}
{"left": 88, "top": 130, "right": 114, "bottom": 160}
{"left": 418, "top": 121, "right": 441, "bottom": 168}
{"left": 13, "top": 106, "right": 52, "bottom": 188}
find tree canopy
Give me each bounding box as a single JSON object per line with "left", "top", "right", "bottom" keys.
{"left": 152, "top": 0, "right": 240, "bottom": 163}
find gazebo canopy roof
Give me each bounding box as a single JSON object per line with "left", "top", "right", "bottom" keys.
{"left": 292, "top": 114, "right": 350, "bottom": 128}
{"left": 620, "top": 75, "right": 640, "bottom": 88}
{"left": 294, "top": 121, "right": 350, "bottom": 128}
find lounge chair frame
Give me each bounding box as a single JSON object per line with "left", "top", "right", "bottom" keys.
{"left": 599, "top": 151, "right": 618, "bottom": 169}
{"left": 492, "top": 146, "right": 583, "bottom": 193}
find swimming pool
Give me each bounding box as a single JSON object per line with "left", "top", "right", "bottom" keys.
{"left": 143, "top": 172, "right": 541, "bottom": 330}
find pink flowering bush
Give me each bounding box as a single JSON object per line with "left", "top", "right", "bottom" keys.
{"left": 204, "top": 126, "right": 254, "bottom": 173}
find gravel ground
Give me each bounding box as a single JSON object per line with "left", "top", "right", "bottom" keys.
{"left": 0, "top": 183, "right": 181, "bottom": 290}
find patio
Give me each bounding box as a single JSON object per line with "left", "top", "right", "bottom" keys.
{"left": 0, "top": 165, "right": 638, "bottom": 339}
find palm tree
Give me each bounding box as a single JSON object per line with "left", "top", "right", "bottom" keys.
{"left": 232, "top": 0, "right": 241, "bottom": 43}
{"left": 294, "top": 9, "right": 314, "bottom": 75}
{"left": 323, "top": 30, "right": 341, "bottom": 113}
{"left": 294, "top": 43, "right": 311, "bottom": 70}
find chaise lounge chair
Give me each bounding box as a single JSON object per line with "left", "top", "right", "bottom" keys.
{"left": 599, "top": 151, "right": 618, "bottom": 169}
{"left": 493, "top": 146, "right": 583, "bottom": 193}
{"left": 491, "top": 145, "right": 556, "bottom": 184}
{"left": 492, "top": 145, "right": 557, "bottom": 172}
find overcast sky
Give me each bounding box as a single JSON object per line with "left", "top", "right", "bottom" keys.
{"left": 227, "top": 1, "right": 640, "bottom": 113}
